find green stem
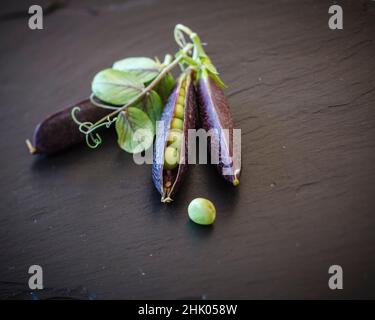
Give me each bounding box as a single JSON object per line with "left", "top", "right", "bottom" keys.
{"left": 174, "top": 24, "right": 225, "bottom": 87}
{"left": 163, "top": 54, "right": 173, "bottom": 65}
{"left": 83, "top": 43, "right": 193, "bottom": 136}
{"left": 90, "top": 93, "right": 118, "bottom": 110}
{"left": 174, "top": 24, "right": 207, "bottom": 60}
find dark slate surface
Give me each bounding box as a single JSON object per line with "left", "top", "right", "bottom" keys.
{"left": 0, "top": 0, "right": 375, "bottom": 299}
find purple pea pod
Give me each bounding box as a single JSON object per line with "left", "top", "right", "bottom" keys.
{"left": 197, "top": 70, "right": 241, "bottom": 186}
{"left": 152, "top": 70, "right": 196, "bottom": 203}
{"left": 26, "top": 98, "right": 111, "bottom": 155}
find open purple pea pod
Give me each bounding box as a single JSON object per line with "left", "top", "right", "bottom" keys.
{"left": 173, "top": 24, "right": 241, "bottom": 186}
{"left": 196, "top": 70, "right": 241, "bottom": 186}
{"left": 26, "top": 98, "right": 111, "bottom": 155}
{"left": 152, "top": 70, "right": 196, "bottom": 203}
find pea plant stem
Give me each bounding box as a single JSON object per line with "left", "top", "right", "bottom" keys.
{"left": 174, "top": 24, "right": 206, "bottom": 61}
{"left": 85, "top": 43, "right": 193, "bottom": 136}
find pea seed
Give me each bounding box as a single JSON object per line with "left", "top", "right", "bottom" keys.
{"left": 174, "top": 103, "right": 184, "bottom": 119}
{"left": 179, "top": 87, "right": 186, "bottom": 96}
{"left": 167, "top": 129, "right": 183, "bottom": 150}
{"left": 171, "top": 117, "right": 183, "bottom": 130}
{"left": 164, "top": 146, "right": 179, "bottom": 170}
{"left": 188, "top": 198, "right": 216, "bottom": 225}
{"left": 177, "top": 95, "right": 185, "bottom": 105}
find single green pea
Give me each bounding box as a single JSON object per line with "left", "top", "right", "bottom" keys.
{"left": 164, "top": 146, "right": 179, "bottom": 170}
{"left": 171, "top": 117, "right": 184, "bottom": 130}
{"left": 167, "top": 129, "right": 183, "bottom": 150}
{"left": 188, "top": 198, "right": 216, "bottom": 225}
{"left": 177, "top": 95, "right": 185, "bottom": 105}
{"left": 174, "top": 103, "right": 184, "bottom": 120}
{"left": 179, "top": 87, "right": 185, "bottom": 97}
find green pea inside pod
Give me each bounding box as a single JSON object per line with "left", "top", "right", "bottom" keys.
{"left": 152, "top": 69, "right": 197, "bottom": 203}
{"left": 164, "top": 146, "right": 180, "bottom": 170}
{"left": 179, "top": 87, "right": 185, "bottom": 98}
{"left": 174, "top": 103, "right": 184, "bottom": 120}
{"left": 171, "top": 117, "right": 184, "bottom": 130}
{"left": 167, "top": 129, "right": 184, "bottom": 150}
{"left": 177, "top": 95, "right": 185, "bottom": 106}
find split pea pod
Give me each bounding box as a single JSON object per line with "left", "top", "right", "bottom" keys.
{"left": 26, "top": 98, "right": 111, "bottom": 155}
{"left": 196, "top": 70, "right": 241, "bottom": 186}
{"left": 152, "top": 70, "right": 196, "bottom": 203}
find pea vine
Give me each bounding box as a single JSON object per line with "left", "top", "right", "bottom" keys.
{"left": 72, "top": 24, "right": 224, "bottom": 153}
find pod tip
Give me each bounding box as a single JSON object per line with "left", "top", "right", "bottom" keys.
{"left": 25, "top": 139, "right": 37, "bottom": 155}
{"left": 233, "top": 177, "right": 240, "bottom": 186}
{"left": 161, "top": 196, "right": 173, "bottom": 204}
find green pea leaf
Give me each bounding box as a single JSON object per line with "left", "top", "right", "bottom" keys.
{"left": 201, "top": 56, "right": 219, "bottom": 74}
{"left": 200, "top": 56, "right": 226, "bottom": 87}
{"left": 115, "top": 107, "right": 154, "bottom": 154}
{"left": 113, "top": 57, "right": 161, "bottom": 83}
{"left": 155, "top": 72, "right": 176, "bottom": 103}
{"left": 207, "top": 69, "right": 226, "bottom": 88}
{"left": 145, "top": 90, "right": 163, "bottom": 131}
{"left": 92, "top": 68, "right": 144, "bottom": 106}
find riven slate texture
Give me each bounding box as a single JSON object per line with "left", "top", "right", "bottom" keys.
{"left": 0, "top": 0, "right": 375, "bottom": 300}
